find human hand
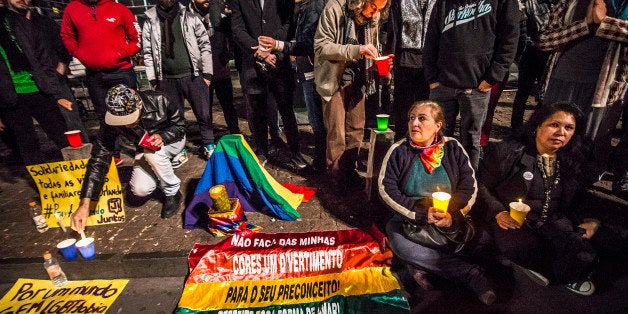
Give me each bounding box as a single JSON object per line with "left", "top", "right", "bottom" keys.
{"left": 70, "top": 198, "right": 91, "bottom": 233}
{"left": 204, "top": 78, "right": 211, "bottom": 87}
{"left": 427, "top": 207, "right": 452, "bottom": 228}
{"left": 57, "top": 99, "right": 73, "bottom": 110}
{"left": 381, "top": 72, "right": 392, "bottom": 85}
{"left": 579, "top": 220, "right": 600, "bottom": 239}
{"left": 56, "top": 62, "right": 67, "bottom": 76}
{"left": 586, "top": 0, "right": 606, "bottom": 24}
{"left": 252, "top": 45, "right": 271, "bottom": 60}
{"left": 257, "top": 36, "right": 277, "bottom": 51}
{"left": 495, "top": 211, "right": 520, "bottom": 229}
{"left": 359, "top": 44, "right": 379, "bottom": 59}
{"left": 148, "top": 133, "right": 164, "bottom": 148}
{"left": 478, "top": 80, "right": 492, "bottom": 92}
{"left": 429, "top": 82, "right": 440, "bottom": 89}
{"left": 265, "top": 54, "right": 277, "bottom": 67}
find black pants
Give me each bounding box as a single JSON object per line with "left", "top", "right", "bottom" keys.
{"left": 246, "top": 77, "right": 300, "bottom": 155}
{"left": 159, "top": 75, "right": 214, "bottom": 145}
{"left": 86, "top": 67, "right": 137, "bottom": 157}
{"left": 393, "top": 66, "right": 430, "bottom": 140}
{"left": 211, "top": 78, "right": 240, "bottom": 134}
{"left": 511, "top": 46, "right": 549, "bottom": 132}
{"left": 492, "top": 218, "right": 596, "bottom": 284}
{"left": 0, "top": 92, "right": 68, "bottom": 165}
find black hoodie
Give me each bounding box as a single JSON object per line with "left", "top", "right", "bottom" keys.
{"left": 423, "top": 0, "right": 519, "bottom": 88}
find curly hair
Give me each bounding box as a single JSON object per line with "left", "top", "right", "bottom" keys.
{"left": 521, "top": 101, "right": 589, "bottom": 179}
{"left": 347, "top": 0, "right": 390, "bottom": 25}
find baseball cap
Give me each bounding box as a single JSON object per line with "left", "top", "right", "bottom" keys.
{"left": 104, "top": 84, "right": 142, "bottom": 126}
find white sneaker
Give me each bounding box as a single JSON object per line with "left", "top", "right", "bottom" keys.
{"left": 171, "top": 148, "right": 188, "bottom": 169}
{"left": 513, "top": 264, "right": 549, "bottom": 286}
{"left": 565, "top": 280, "right": 595, "bottom": 296}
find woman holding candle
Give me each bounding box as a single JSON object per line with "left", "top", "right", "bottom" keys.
{"left": 476, "top": 102, "right": 598, "bottom": 295}
{"left": 379, "top": 101, "right": 497, "bottom": 305}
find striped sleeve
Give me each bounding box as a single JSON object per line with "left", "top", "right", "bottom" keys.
{"left": 537, "top": 0, "right": 590, "bottom": 51}
{"left": 596, "top": 16, "right": 628, "bottom": 43}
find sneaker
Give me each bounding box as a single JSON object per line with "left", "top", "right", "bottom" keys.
{"left": 289, "top": 152, "right": 308, "bottom": 170}
{"left": 565, "top": 280, "right": 595, "bottom": 296}
{"left": 478, "top": 290, "right": 497, "bottom": 305}
{"left": 409, "top": 267, "right": 433, "bottom": 291}
{"left": 161, "top": 191, "right": 182, "bottom": 218}
{"left": 202, "top": 144, "right": 216, "bottom": 159}
{"left": 258, "top": 154, "right": 268, "bottom": 167}
{"left": 171, "top": 148, "right": 188, "bottom": 169}
{"left": 113, "top": 157, "right": 124, "bottom": 166}
{"left": 514, "top": 264, "right": 549, "bottom": 286}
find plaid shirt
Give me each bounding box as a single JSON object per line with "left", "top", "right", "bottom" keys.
{"left": 537, "top": 0, "right": 627, "bottom": 111}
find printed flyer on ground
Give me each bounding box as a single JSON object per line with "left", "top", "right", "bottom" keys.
{"left": 27, "top": 158, "right": 125, "bottom": 228}
{"left": 176, "top": 229, "right": 410, "bottom": 313}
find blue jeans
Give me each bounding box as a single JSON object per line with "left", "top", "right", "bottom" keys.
{"left": 430, "top": 84, "right": 490, "bottom": 169}
{"left": 301, "top": 78, "right": 325, "bottom": 134}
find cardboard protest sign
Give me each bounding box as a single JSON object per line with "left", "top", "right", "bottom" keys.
{"left": 27, "top": 159, "right": 125, "bottom": 228}
{"left": 0, "top": 278, "right": 128, "bottom": 313}
{"left": 176, "top": 229, "right": 410, "bottom": 313}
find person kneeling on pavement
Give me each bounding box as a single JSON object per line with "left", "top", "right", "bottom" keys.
{"left": 71, "top": 84, "right": 186, "bottom": 232}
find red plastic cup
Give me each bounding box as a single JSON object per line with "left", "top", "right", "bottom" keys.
{"left": 139, "top": 133, "right": 160, "bottom": 151}
{"left": 65, "top": 130, "right": 82, "bottom": 148}
{"left": 374, "top": 56, "right": 391, "bottom": 76}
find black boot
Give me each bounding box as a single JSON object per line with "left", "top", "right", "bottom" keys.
{"left": 161, "top": 191, "right": 182, "bottom": 218}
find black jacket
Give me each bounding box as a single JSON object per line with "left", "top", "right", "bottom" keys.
{"left": 230, "top": 0, "right": 294, "bottom": 92}
{"left": 282, "top": 0, "right": 325, "bottom": 80}
{"left": 80, "top": 90, "right": 186, "bottom": 200}
{"left": 423, "top": 0, "right": 520, "bottom": 88}
{"left": 0, "top": 10, "right": 72, "bottom": 108}
{"left": 476, "top": 141, "right": 580, "bottom": 224}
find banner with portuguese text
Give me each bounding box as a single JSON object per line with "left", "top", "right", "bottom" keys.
{"left": 176, "top": 229, "right": 409, "bottom": 313}
{"left": 27, "top": 158, "right": 125, "bottom": 228}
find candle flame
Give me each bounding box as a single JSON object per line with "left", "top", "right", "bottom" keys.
{"left": 518, "top": 198, "right": 522, "bottom": 203}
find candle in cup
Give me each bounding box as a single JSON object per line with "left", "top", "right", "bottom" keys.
{"left": 509, "top": 199, "right": 530, "bottom": 226}
{"left": 432, "top": 192, "right": 451, "bottom": 215}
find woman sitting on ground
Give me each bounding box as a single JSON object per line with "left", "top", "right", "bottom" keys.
{"left": 378, "top": 101, "right": 496, "bottom": 305}
{"left": 476, "top": 102, "right": 598, "bottom": 296}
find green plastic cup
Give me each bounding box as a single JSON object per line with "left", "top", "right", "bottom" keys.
{"left": 376, "top": 114, "right": 390, "bottom": 131}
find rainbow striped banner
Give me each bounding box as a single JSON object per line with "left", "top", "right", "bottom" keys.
{"left": 184, "top": 135, "right": 303, "bottom": 229}
{"left": 176, "top": 230, "right": 409, "bottom": 313}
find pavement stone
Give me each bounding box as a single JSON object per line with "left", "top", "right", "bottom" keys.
{"left": 0, "top": 86, "right": 626, "bottom": 312}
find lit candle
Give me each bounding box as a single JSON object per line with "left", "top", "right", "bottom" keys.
{"left": 432, "top": 192, "right": 451, "bottom": 215}
{"left": 509, "top": 198, "right": 530, "bottom": 226}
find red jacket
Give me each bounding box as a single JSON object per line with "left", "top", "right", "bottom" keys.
{"left": 60, "top": 0, "right": 140, "bottom": 71}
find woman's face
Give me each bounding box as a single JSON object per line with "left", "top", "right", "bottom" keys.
{"left": 535, "top": 111, "right": 576, "bottom": 155}
{"left": 408, "top": 105, "right": 442, "bottom": 147}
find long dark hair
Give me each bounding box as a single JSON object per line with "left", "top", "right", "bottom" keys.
{"left": 522, "top": 102, "right": 588, "bottom": 177}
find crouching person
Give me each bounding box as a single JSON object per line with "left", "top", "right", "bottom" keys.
{"left": 71, "top": 84, "right": 186, "bottom": 232}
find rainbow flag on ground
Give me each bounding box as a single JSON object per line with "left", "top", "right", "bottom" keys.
{"left": 184, "top": 135, "right": 304, "bottom": 229}
{"left": 176, "top": 229, "right": 410, "bottom": 313}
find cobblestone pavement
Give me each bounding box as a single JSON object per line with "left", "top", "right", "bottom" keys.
{"left": 1, "top": 83, "right": 626, "bottom": 312}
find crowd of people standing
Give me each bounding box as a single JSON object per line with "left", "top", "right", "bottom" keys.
{"left": 0, "top": 0, "right": 626, "bottom": 306}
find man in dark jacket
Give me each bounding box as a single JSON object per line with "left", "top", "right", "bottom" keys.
{"left": 189, "top": 0, "right": 242, "bottom": 135}
{"left": 70, "top": 84, "right": 186, "bottom": 233}
{"left": 231, "top": 0, "right": 308, "bottom": 170}
{"left": 257, "top": 0, "right": 327, "bottom": 171}
{"left": 0, "top": 3, "right": 70, "bottom": 165}
{"left": 424, "top": 0, "right": 519, "bottom": 169}
{"left": 8, "top": 0, "right": 90, "bottom": 143}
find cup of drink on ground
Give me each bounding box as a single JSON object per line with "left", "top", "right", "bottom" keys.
{"left": 374, "top": 55, "right": 391, "bottom": 76}
{"left": 57, "top": 239, "right": 78, "bottom": 261}
{"left": 509, "top": 200, "right": 531, "bottom": 226}
{"left": 376, "top": 114, "right": 390, "bottom": 131}
{"left": 76, "top": 237, "right": 96, "bottom": 260}
{"left": 432, "top": 192, "right": 451, "bottom": 215}
{"left": 64, "top": 130, "right": 82, "bottom": 148}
